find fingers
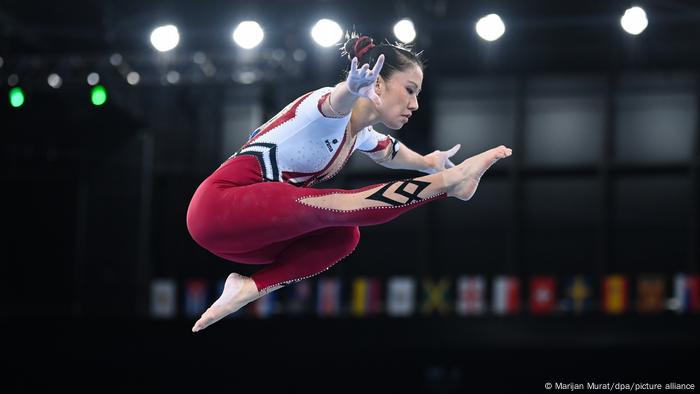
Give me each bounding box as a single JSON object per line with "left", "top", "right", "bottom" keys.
{"left": 353, "top": 54, "right": 384, "bottom": 79}
{"left": 371, "top": 54, "right": 385, "bottom": 76}
{"left": 448, "top": 144, "right": 461, "bottom": 156}
{"left": 446, "top": 159, "right": 456, "bottom": 168}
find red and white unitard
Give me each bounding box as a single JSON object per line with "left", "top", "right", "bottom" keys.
{"left": 186, "top": 87, "right": 446, "bottom": 292}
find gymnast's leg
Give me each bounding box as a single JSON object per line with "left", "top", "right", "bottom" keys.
{"left": 192, "top": 226, "right": 359, "bottom": 331}
{"left": 191, "top": 145, "right": 512, "bottom": 331}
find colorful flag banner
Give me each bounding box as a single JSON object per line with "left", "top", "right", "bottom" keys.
{"left": 603, "top": 275, "right": 628, "bottom": 314}
{"left": 456, "top": 276, "right": 486, "bottom": 316}
{"left": 184, "top": 279, "right": 208, "bottom": 318}
{"left": 636, "top": 274, "right": 665, "bottom": 314}
{"left": 150, "top": 278, "right": 176, "bottom": 319}
{"left": 387, "top": 276, "right": 416, "bottom": 317}
{"left": 317, "top": 277, "right": 341, "bottom": 317}
{"left": 529, "top": 276, "right": 556, "bottom": 315}
{"left": 492, "top": 276, "right": 520, "bottom": 315}
{"left": 420, "top": 277, "right": 451, "bottom": 316}
{"left": 674, "top": 274, "right": 700, "bottom": 313}
{"left": 561, "top": 275, "right": 593, "bottom": 314}
{"left": 285, "top": 280, "right": 313, "bottom": 316}
{"left": 351, "top": 277, "right": 382, "bottom": 317}
{"left": 252, "top": 290, "right": 277, "bottom": 318}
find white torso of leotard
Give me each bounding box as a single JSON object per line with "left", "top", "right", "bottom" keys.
{"left": 228, "top": 87, "right": 399, "bottom": 187}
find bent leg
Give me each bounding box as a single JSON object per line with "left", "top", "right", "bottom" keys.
{"left": 251, "top": 226, "right": 360, "bottom": 292}
{"left": 192, "top": 226, "right": 360, "bottom": 332}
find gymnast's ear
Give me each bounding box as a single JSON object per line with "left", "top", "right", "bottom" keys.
{"left": 375, "top": 75, "right": 384, "bottom": 95}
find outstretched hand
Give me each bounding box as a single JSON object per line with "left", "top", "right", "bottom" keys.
{"left": 422, "top": 144, "right": 460, "bottom": 174}
{"left": 346, "top": 54, "right": 385, "bottom": 106}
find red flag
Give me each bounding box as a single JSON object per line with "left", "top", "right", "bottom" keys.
{"left": 529, "top": 276, "right": 556, "bottom": 315}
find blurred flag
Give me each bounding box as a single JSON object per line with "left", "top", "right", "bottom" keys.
{"left": 252, "top": 291, "right": 277, "bottom": 318}
{"left": 561, "top": 275, "right": 593, "bottom": 314}
{"left": 673, "top": 274, "right": 700, "bottom": 313}
{"left": 456, "top": 276, "right": 486, "bottom": 316}
{"left": 351, "top": 277, "right": 382, "bottom": 317}
{"left": 602, "top": 275, "right": 628, "bottom": 314}
{"left": 492, "top": 276, "right": 520, "bottom": 315}
{"left": 420, "top": 277, "right": 451, "bottom": 316}
{"left": 150, "top": 278, "right": 176, "bottom": 319}
{"left": 387, "top": 276, "right": 416, "bottom": 317}
{"left": 529, "top": 276, "right": 556, "bottom": 315}
{"left": 285, "top": 280, "right": 313, "bottom": 316}
{"left": 184, "top": 279, "right": 208, "bottom": 318}
{"left": 636, "top": 274, "right": 665, "bottom": 314}
{"left": 317, "top": 277, "right": 341, "bottom": 317}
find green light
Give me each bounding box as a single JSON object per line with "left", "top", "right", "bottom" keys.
{"left": 9, "top": 87, "right": 25, "bottom": 108}
{"left": 91, "top": 85, "right": 107, "bottom": 106}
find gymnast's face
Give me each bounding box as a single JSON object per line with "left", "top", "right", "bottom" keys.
{"left": 375, "top": 64, "right": 423, "bottom": 130}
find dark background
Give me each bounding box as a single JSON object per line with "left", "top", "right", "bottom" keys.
{"left": 2, "top": 0, "right": 699, "bottom": 392}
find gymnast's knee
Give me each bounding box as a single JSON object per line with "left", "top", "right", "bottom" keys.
{"left": 332, "top": 226, "right": 361, "bottom": 252}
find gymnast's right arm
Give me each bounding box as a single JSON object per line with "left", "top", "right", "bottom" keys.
{"left": 323, "top": 54, "right": 386, "bottom": 117}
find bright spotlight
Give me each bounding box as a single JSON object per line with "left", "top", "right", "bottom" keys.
{"left": 47, "top": 73, "right": 63, "bottom": 89}
{"left": 87, "top": 72, "right": 100, "bottom": 86}
{"left": 233, "top": 21, "right": 264, "bottom": 49}
{"left": 621, "top": 7, "right": 648, "bottom": 35}
{"left": 127, "top": 71, "right": 141, "bottom": 85}
{"left": 311, "top": 19, "right": 342, "bottom": 47}
{"left": 393, "top": 19, "right": 416, "bottom": 43}
{"left": 150, "top": 25, "right": 180, "bottom": 52}
{"left": 475, "top": 14, "right": 506, "bottom": 42}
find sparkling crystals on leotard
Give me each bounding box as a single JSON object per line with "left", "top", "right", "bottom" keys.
{"left": 365, "top": 179, "right": 430, "bottom": 206}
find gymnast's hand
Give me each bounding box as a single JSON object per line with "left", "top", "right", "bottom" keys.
{"left": 422, "top": 144, "right": 460, "bottom": 174}
{"left": 346, "top": 54, "right": 385, "bottom": 106}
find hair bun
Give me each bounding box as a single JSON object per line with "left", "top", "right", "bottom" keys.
{"left": 343, "top": 34, "right": 374, "bottom": 61}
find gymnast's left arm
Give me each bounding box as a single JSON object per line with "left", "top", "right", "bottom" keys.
{"left": 378, "top": 141, "right": 461, "bottom": 174}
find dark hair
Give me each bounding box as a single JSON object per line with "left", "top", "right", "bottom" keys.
{"left": 340, "top": 32, "right": 424, "bottom": 81}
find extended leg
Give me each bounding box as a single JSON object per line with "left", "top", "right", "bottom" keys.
{"left": 298, "top": 145, "right": 513, "bottom": 226}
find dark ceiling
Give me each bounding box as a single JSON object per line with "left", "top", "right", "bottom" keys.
{"left": 1, "top": 0, "right": 700, "bottom": 76}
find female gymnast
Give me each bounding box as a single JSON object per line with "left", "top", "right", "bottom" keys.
{"left": 187, "top": 33, "right": 512, "bottom": 332}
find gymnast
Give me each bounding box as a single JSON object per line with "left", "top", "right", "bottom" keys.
{"left": 187, "top": 33, "right": 512, "bottom": 332}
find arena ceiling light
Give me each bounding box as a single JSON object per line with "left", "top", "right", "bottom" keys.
{"left": 393, "top": 19, "right": 416, "bottom": 43}
{"left": 47, "top": 73, "right": 63, "bottom": 89}
{"left": 620, "top": 6, "right": 648, "bottom": 35}
{"left": 127, "top": 71, "right": 140, "bottom": 86}
{"left": 311, "top": 19, "right": 343, "bottom": 47}
{"left": 475, "top": 14, "right": 506, "bottom": 42}
{"left": 233, "top": 21, "right": 264, "bottom": 49}
{"left": 150, "top": 24, "right": 180, "bottom": 52}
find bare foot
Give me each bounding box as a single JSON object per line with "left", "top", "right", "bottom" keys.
{"left": 191, "top": 273, "right": 258, "bottom": 332}
{"left": 442, "top": 145, "right": 512, "bottom": 201}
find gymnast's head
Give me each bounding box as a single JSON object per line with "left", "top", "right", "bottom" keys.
{"left": 341, "top": 32, "right": 424, "bottom": 130}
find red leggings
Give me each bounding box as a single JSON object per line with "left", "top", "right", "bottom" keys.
{"left": 186, "top": 155, "right": 447, "bottom": 292}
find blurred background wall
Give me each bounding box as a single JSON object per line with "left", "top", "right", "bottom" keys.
{"left": 1, "top": 0, "right": 698, "bottom": 392}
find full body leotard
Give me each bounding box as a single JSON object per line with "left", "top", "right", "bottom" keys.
{"left": 186, "top": 87, "right": 446, "bottom": 292}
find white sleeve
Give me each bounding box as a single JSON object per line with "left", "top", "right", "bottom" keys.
{"left": 296, "top": 86, "right": 352, "bottom": 125}
{"left": 355, "top": 126, "right": 401, "bottom": 163}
